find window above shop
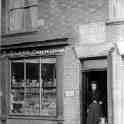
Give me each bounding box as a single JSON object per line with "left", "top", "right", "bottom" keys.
{"left": 109, "top": 0, "right": 124, "bottom": 20}
{"left": 7, "top": 0, "right": 39, "bottom": 33}
{"left": 9, "top": 57, "right": 57, "bottom": 116}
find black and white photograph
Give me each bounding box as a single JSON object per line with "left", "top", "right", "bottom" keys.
{"left": 1, "top": 0, "right": 124, "bottom": 124}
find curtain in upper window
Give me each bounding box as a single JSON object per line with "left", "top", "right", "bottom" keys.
{"left": 9, "top": 9, "right": 24, "bottom": 31}
{"left": 8, "top": 0, "right": 39, "bottom": 32}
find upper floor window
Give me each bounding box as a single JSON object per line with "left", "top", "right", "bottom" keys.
{"left": 109, "top": 0, "right": 124, "bottom": 19}
{"left": 8, "top": 0, "right": 39, "bottom": 32}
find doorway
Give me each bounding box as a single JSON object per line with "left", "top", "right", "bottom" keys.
{"left": 82, "top": 70, "right": 107, "bottom": 124}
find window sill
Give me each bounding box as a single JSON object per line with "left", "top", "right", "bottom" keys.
{"left": 2, "top": 29, "right": 39, "bottom": 38}
{"left": 106, "top": 18, "right": 124, "bottom": 25}
{"left": 8, "top": 115, "right": 64, "bottom": 121}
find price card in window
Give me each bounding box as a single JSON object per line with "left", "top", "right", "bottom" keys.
{"left": 65, "top": 90, "right": 75, "bottom": 97}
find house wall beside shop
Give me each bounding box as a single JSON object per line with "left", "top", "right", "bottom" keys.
{"left": 63, "top": 46, "right": 81, "bottom": 124}
{"left": 2, "top": 0, "right": 108, "bottom": 46}
{"left": 1, "top": 0, "right": 110, "bottom": 124}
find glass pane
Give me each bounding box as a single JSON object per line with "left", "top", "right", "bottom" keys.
{"left": 25, "top": 58, "right": 40, "bottom": 115}
{"left": 26, "top": 0, "right": 38, "bottom": 6}
{"left": 111, "top": 0, "right": 124, "bottom": 18}
{"left": 9, "top": 9, "right": 24, "bottom": 31}
{"left": 29, "top": 6, "right": 38, "bottom": 29}
{"left": 10, "top": 61, "right": 25, "bottom": 114}
{"left": 10, "top": 57, "right": 57, "bottom": 116}
{"left": 40, "top": 58, "right": 56, "bottom": 116}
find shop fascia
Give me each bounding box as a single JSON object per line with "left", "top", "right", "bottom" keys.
{"left": 1, "top": 48, "right": 65, "bottom": 57}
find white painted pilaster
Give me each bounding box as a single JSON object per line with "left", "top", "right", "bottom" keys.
{"left": 111, "top": 48, "right": 123, "bottom": 124}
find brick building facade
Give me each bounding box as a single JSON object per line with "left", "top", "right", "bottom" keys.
{"left": 1, "top": 0, "right": 124, "bottom": 124}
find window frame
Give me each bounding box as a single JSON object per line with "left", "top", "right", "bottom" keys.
{"left": 5, "top": 0, "right": 39, "bottom": 34}
{"left": 8, "top": 55, "right": 64, "bottom": 120}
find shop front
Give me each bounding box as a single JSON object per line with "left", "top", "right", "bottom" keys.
{"left": 1, "top": 40, "right": 124, "bottom": 124}
{"left": 0, "top": 39, "right": 69, "bottom": 124}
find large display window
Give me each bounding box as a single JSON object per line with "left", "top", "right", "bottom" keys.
{"left": 9, "top": 57, "right": 56, "bottom": 116}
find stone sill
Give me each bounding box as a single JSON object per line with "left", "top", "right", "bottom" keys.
{"left": 106, "top": 18, "right": 124, "bottom": 25}
{"left": 2, "top": 29, "right": 39, "bottom": 38}
{"left": 7, "top": 115, "right": 64, "bottom": 121}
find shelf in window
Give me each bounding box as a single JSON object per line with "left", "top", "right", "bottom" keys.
{"left": 12, "top": 90, "right": 24, "bottom": 93}
{"left": 11, "top": 87, "right": 24, "bottom": 90}
{"left": 43, "top": 89, "right": 56, "bottom": 94}
{"left": 25, "top": 94, "right": 40, "bottom": 97}
{"left": 11, "top": 101, "right": 24, "bottom": 104}
{"left": 25, "top": 86, "right": 40, "bottom": 88}
{"left": 11, "top": 86, "right": 40, "bottom": 89}
{"left": 43, "top": 86, "right": 56, "bottom": 90}
{"left": 11, "top": 86, "right": 24, "bottom": 89}
{"left": 25, "top": 92, "right": 40, "bottom": 94}
{"left": 11, "top": 83, "right": 25, "bottom": 87}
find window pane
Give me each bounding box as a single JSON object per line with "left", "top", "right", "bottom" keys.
{"left": 110, "top": 0, "right": 124, "bottom": 18}
{"left": 29, "top": 6, "right": 38, "bottom": 29}
{"left": 26, "top": 60, "right": 39, "bottom": 81}
{"left": 9, "top": 9, "right": 24, "bottom": 31}
{"left": 24, "top": 6, "right": 39, "bottom": 30}
{"left": 8, "top": 0, "right": 39, "bottom": 32}
{"left": 25, "top": 59, "right": 40, "bottom": 115}
{"left": 10, "top": 61, "right": 25, "bottom": 114}
{"left": 26, "top": 0, "right": 38, "bottom": 6}
{"left": 40, "top": 58, "right": 56, "bottom": 116}
{"left": 10, "top": 58, "right": 57, "bottom": 116}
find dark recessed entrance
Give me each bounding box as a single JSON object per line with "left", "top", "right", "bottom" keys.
{"left": 82, "top": 70, "right": 107, "bottom": 124}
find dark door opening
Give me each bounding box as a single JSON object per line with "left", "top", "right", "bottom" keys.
{"left": 82, "top": 70, "right": 107, "bottom": 124}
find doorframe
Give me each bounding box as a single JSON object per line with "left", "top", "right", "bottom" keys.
{"left": 80, "top": 58, "right": 113, "bottom": 124}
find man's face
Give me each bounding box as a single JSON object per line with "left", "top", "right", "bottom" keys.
{"left": 91, "top": 83, "right": 97, "bottom": 91}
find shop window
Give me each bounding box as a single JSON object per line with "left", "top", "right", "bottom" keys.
{"left": 10, "top": 57, "right": 56, "bottom": 116}
{"left": 8, "top": 0, "right": 39, "bottom": 32}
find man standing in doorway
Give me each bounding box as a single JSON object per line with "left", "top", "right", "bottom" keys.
{"left": 87, "top": 81, "right": 104, "bottom": 124}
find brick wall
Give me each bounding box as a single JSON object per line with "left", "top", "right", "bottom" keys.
{"left": 2, "top": 0, "right": 108, "bottom": 45}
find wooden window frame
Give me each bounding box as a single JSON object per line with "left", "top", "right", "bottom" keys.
{"left": 4, "top": 0, "right": 39, "bottom": 34}
{"left": 6, "top": 54, "right": 64, "bottom": 121}
{"left": 9, "top": 57, "right": 57, "bottom": 116}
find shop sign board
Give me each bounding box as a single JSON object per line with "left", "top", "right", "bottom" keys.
{"left": 2, "top": 48, "right": 65, "bottom": 57}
